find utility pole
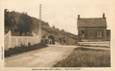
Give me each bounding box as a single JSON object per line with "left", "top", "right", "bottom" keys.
{"left": 39, "top": 4, "right": 42, "bottom": 41}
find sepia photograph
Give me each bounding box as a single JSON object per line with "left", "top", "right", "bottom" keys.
{"left": 0, "top": 0, "right": 115, "bottom": 70}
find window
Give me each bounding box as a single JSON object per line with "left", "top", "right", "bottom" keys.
{"left": 81, "top": 30, "right": 85, "bottom": 38}
{"left": 97, "top": 31, "right": 102, "bottom": 38}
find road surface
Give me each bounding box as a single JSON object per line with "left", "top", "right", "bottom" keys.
{"left": 5, "top": 44, "right": 110, "bottom": 67}
{"left": 5, "top": 45, "right": 76, "bottom": 67}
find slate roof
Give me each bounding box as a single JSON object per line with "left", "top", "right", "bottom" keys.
{"left": 77, "top": 18, "right": 107, "bottom": 28}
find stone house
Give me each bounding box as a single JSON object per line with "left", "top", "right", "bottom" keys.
{"left": 77, "top": 13, "right": 110, "bottom": 41}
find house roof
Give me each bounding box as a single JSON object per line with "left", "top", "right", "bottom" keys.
{"left": 77, "top": 18, "right": 107, "bottom": 28}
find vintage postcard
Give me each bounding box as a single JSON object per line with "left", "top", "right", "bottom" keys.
{"left": 0, "top": 0, "right": 115, "bottom": 71}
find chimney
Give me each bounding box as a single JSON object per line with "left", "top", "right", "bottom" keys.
{"left": 78, "top": 14, "right": 80, "bottom": 19}
{"left": 103, "top": 13, "right": 105, "bottom": 19}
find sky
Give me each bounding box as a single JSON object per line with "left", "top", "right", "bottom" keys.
{"left": 1, "top": 0, "right": 114, "bottom": 35}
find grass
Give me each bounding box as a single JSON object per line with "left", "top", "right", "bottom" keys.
{"left": 54, "top": 47, "right": 111, "bottom": 67}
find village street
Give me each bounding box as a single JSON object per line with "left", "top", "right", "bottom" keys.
{"left": 5, "top": 45, "right": 77, "bottom": 67}
{"left": 5, "top": 43, "right": 110, "bottom": 67}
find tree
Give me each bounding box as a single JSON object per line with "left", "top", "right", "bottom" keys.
{"left": 5, "top": 9, "right": 16, "bottom": 33}
{"left": 18, "top": 13, "right": 32, "bottom": 35}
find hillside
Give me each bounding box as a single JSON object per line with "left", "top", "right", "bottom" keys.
{"left": 5, "top": 9, "right": 77, "bottom": 45}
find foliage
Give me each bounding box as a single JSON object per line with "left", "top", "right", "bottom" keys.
{"left": 4, "top": 9, "right": 77, "bottom": 45}
{"left": 5, "top": 9, "right": 33, "bottom": 35}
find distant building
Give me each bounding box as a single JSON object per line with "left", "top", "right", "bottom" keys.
{"left": 77, "top": 13, "right": 110, "bottom": 41}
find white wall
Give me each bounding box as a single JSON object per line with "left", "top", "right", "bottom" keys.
{"left": 78, "top": 41, "right": 110, "bottom": 47}
{"left": 4, "top": 31, "right": 41, "bottom": 50}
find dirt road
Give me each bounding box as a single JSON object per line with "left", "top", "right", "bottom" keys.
{"left": 5, "top": 45, "right": 76, "bottom": 67}
{"left": 5, "top": 44, "right": 110, "bottom": 67}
